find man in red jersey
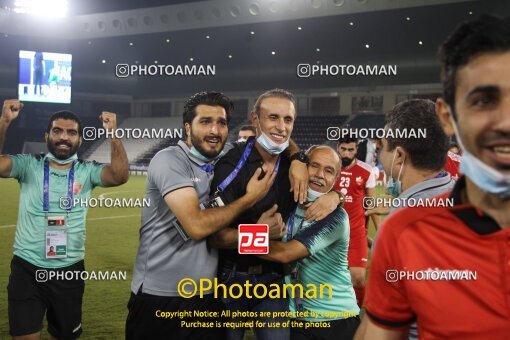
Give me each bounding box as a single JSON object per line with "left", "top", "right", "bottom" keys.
{"left": 356, "top": 15, "right": 510, "bottom": 339}
{"left": 333, "top": 137, "right": 376, "bottom": 307}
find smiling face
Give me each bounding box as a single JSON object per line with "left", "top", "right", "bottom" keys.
{"left": 45, "top": 119, "right": 82, "bottom": 159}
{"left": 307, "top": 146, "right": 340, "bottom": 193}
{"left": 185, "top": 104, "right": 228, "bottom": 158}
{"left": 437, "top": 51, "right": 510, "bottom": 173}
{"left": 252, "top": 97, "right": 295, "bottom": 144}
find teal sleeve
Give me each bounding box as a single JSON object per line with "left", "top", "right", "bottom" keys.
{"left": 294, "top": 208, "right": 349, "bottom": 256}
{"left": 8, "top": 154, "right": 33, "bottom": 182}
{"left": 89, "top": 162, "right": 106, "bottom": 188}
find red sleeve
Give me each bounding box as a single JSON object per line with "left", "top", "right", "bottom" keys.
{"left": 364, "top": 212, "right": 416, "bottom": 329}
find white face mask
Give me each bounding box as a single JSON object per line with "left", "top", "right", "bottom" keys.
{"left": 256, "top": 122, "right": 289, "bottom": 155}
{"left": 448, "top": 107, "right": 510, "bottom": 200}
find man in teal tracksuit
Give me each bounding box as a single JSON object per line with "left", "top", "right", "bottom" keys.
{"left": 260, "top": 145, "right": 360, "bottom": 339}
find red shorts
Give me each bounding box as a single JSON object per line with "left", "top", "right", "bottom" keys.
{"left": 348, "top": 223, "right": 368, "bottom": 268}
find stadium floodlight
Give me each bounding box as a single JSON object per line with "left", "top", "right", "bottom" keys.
{"left": 13, "top": 0, "right": 68, "bottom": 18}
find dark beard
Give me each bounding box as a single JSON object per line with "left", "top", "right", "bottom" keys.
{"left": 341, "top": 157, "right": 354, "bottom": 167}
{"left": 47, "top": 140, "right": 78, "bottom": 160}
{"left": 190, "top": 131, "right": 224, "bottom": 159}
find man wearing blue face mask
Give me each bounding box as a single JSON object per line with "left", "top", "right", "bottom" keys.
{"left": 357, "top": 15, "right": 510, "bottom": 339}
{"left": 259, "top": 145, "right": 360, "bottom": 339}
{"left": 371, "top": 99, "right": 456, "bottom": 218}
{"left": 208, "top": 89, "right": 342, "bottom": 340}
{"left": 366, "top": 99, "right": 456, "bottom": 340}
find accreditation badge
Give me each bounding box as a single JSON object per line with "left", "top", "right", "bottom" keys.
{"left": 46, "top": 216, "right": 68, "bottom": 259}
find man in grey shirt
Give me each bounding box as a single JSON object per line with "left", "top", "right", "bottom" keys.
{"left": 126, "top": 92, "right": 277, "bottom": 340}
{"left": 365, "top": 99, "right": 456, "bottom": 339}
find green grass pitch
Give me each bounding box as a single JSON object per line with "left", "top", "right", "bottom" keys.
{"left": 0, "top": 175, "right": 147, "bottom": 339}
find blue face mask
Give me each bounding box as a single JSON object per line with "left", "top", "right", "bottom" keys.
{"left": 46, "top": 152, "right": 78, "bottom": 165}
{"left": 306, "top": 187, "right": 326, "bottom": 203}
{"left": 190, "top": 145, "right": 225, "bottom": 164}
{"left": 256, "top": 123, "right": 289, "bottom": 155}
{"left": 386, "top": 149, "right": 405, "bottom": 198}
{"left": 190, "top": 146, "right": 214, "bottom": 163}
{"left": 449, "top": 113, "right": 510, "bottom": 200}
{"left": 190, "top": 146, "right": 213, "bottom": 163}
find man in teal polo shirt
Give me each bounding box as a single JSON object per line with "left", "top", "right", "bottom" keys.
{"left": 0, "top": 99, "right": 129, "bottom": 339}
{"left": 260, "top": 145, "right": 360, "bottom": 339}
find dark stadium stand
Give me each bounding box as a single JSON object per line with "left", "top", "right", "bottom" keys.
{"left": 345, "top": 113, "right": 386, "bottom": 130}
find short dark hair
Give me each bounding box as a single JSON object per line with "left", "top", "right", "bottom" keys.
{"left": 239, "top": 125, "right": 256, "bottom": 133}
{"left": 439, "top": 15, "right": 510, "bottom": 110}
{"left": 337, "top": 137, "right": 359, "bottom": 146}
{"left": 253, "top": 88, "right": 296, "bottom": 115}
{"left": 182, "top": 91, "right": 234, "bottom": 126}
{"left": 385, "top": 99, "right": 448, "bottom": 171}
{"left": 46, "top": 111, "right": 83, "bottom": 137}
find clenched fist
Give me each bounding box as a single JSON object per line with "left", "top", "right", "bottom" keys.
{"left": 99, "top": 111, "right": 117, "bottom": 132}
{"left": 1, "top": 100, "right": 24, "bottom": 124}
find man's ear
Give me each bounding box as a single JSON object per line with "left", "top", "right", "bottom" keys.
{"left": 394, "top": 146, "right": 407, "bottom": 166}
{"left": 251, "top": 112, "right": 260, "bottom": 135}
{"left": 250, "top": 111, "right": 258, "bottom": 125}
{"left": 78, "top": 136, "right": 83, "bottom": 148}
{"left": 184, "top": 122, "right": 191, "bottom": 139}
{"left": 45, "top": 132, "right": 49, "bottom": 143}
{"left": 436, "top": 98, "right": 456, "bottom": 137}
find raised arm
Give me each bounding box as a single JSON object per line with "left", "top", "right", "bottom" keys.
{"left": 0, "top": 99, "right": 23, "bottom": 177}
{"left": 98, "top": 112, "right": 129, "bottom": 187}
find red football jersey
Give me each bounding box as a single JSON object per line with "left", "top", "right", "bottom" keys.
{"left": 445, "top": 151, "right": 461, "bottom": 180}
{"left": 365, "top": 178, "right": 510, "bottom": 339}
{"left": 334, "top": 159, "right": 376, "bottom": 230}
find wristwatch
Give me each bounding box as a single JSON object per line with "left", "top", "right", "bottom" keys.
{"left": 333, "top": 188, "right": 345, "bottom": 206}
{"left": 289, "top": 151, "right": 309, "bottom": 164}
